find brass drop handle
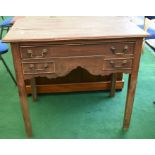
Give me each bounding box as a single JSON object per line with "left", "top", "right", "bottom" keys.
{"left": 123, "top": 45, "right": 128, "bottom": 52}
{"left": 27, "top": 50, "right": 33, "bottom": 58}
{"left": 29, "top": 64, "right": 35, "bottom": 69}
{"left": 110, "top": 60, "right": 128, "bottom": 68}
{"left": 111, "top": 45, "right": 128, "bottom": 55}
{"left": 27, "top": 49, "right": 48, "bottom": 58}
{"left": 36, "top": 49, "right": 47, "bottom": 58}
{"left": 29, "top": 63, "right": 49, "bottom": 71}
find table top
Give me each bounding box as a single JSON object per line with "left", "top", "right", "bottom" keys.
{"left": 3, "top": 16, "right": 149, "bottom": 42}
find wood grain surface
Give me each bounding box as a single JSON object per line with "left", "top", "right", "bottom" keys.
{"left": 3, "top": 16, "right": 149, "bottom": 42}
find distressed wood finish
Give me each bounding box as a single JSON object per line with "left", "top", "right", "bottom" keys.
{"left": 20, "top": 39, "right": 135, "bottom": 80}
{"left": 11, "top": 43, "right": 32, "bottom": 137}
{"left": 21, "top": 54, "right": 133, "bottom": 80}
{"left": 123, "top": 38, "right": 143, "bottom": 128}
{"left": 4, "top": 16, "right": 148, "bottom": 42}
{"left": 19, "top": 41, "right": 135, "bottom": 59}
{"left": 3, "top": 17, "right": 148, "bottom": 137}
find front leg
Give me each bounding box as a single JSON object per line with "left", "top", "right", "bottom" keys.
{"left": 123, "top": 38, "right": 143, "bottom": 129}
{"left": 11, "top": 43, "right": 32, "bottom": 137}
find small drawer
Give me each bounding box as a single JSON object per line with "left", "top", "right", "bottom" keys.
{"left": 103, "top": 58, "right": 133, "bottom": 71}
{"left": 22, "top": 61, "right": 55, "bottom": 74}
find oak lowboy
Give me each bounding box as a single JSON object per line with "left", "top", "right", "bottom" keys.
{"left": 3, "top": 17, "right": 148, "bottom": 137}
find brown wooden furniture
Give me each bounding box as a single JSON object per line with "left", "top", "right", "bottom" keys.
{"left": 3, "top": 16, "right": 148, "bottom": 137}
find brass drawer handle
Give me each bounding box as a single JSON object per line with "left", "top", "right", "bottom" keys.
{"left": 27, "top": 50, "right": 33, "bottom": 57}
{"left": 111, "top": 45, "right": 128, "bottom": 55}
{"left": 110, "top": 60, "right": 128, "bottom": 68}
{"left": 29, "top": 63, "right": 49, "bottom": 71}
{"left": 27, "top": 49, "right": 48, "bottom": 58}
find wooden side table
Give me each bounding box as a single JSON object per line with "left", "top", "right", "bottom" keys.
{"left": 3, "top": 16, "right": 148, "bottom": 137}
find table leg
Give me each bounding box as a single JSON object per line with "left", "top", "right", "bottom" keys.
{"left": 18, "top": 82, "right": 33, "bottom": 137}
{"left": 30, "top": 78, "right": 37, "bottom": 101}
{"left": 123, "top": 74, "right": 137, "bottom": 129}
{"left": 123, "top": 39, "right": 143, "bottom": 129}
{"left": 110, "top": 73, "right": 117, "bottom": 97}
{"left": 11, "top": 43, "right": 32, "bottom": 137}
{"left": 123, "top": 74, "right": 133, "bottom": 129}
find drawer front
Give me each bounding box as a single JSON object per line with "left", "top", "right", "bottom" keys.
{"left": 22, "top": 61, "right": 55, "bottom": 74}
{"left": 103, "top": 58, "right": 133, "bottom": 71}
{"left": 22, "top": 55, "right": 106, "bottom": 77}
{"left": 20, "top": 41, "right": 135, "bottom": 59}
{"left": 22, "top": 56, "right": 133, "bottom": 79}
